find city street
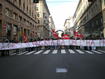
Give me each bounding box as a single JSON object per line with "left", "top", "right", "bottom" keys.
{"left": 0, "top": 0, "right": 105, "bottom": 79}
{"left": 0, "top": 49, "right": 105, "bottom": 79}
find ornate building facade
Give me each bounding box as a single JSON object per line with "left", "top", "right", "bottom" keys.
{"left": 73, "top": 0, "right": 104, "bottom": 39}
{"left": 0, "top": 0, "right": 38, "bottom": 42}
{"left": 36, "top": 0, "right": 50, "bottom": 39}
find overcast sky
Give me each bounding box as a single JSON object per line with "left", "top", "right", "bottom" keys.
{"left": 46, "top": 0, "right": 79, "bottom": 30}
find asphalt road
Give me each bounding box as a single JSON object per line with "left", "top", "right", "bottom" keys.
{"left": 0, "top": 49, "right": 105, "bottom": 79}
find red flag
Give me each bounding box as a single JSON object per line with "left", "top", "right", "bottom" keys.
{"left": 76, "top": 34, "right": 84, "bottom": 38}
{"left": 51, "top": 29, "right": 59, "bottom": 39}
{"left": 74, "top": 31, "right": 84, "bottom": 39}
{"left": 79, "top": 34, "right": 84, "bottom": 38}
{"left": 23, "top": 33, "right": 28, "bottom": 42}
{"left": 74, "top": 31, "right": 79, "bottom": 36}
{"left": 62, "top": 34, "right": 70, "bottom": 39}
{"left": 51, "top": 29, "right": 55, "bottom": 33}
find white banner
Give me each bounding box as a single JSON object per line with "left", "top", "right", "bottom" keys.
{"left": 0, "top": 39, "right": 105, "bottom": 50}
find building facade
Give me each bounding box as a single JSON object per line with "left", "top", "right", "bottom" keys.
{"left": 102, "top": 0, "right": 105, "bottom": 38}
{"left": 36, "top": 0, "right": 50, "bottom": 39}
{"left": 64, "top": 17, "right": 74, "bottom": 38}
{"left": 0, "top": 0, "right": 38, "bottom": 42}
{"left": 73, "top": 0, "right": 104, "bottom": 39}
{"left": 49, "top": 15, "right": 55, "bottom": 38}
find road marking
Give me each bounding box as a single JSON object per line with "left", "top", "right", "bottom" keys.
{"left": 43, "top": 50, "right": 50, "bottom": 54}
{"left": 76, "top": 50, "right": 84, "bottom": 54}
{"left": 34, "top": 50, "right": 43, "bottom": 55}
{"left": 17, "top": 51, "right": 28, "bottom": 55}
{"left": 61, "top": 49, "right": 66, "bottom": 54}
{"left": 68, "top": 49, "right": 75, "bottom": 54}
{"left": 85, "top": 51, "right": 94, "bottom": 54}
{"left": 10, "top": 53, "right": 16, "bottom": 56}
{"left": 92, "top": 50, "right": 102, "bottom": 54}
{"left": 56, "top": 68, "right": 68, "bottom": 73}
{"left": 98, "top": 50, "right": 105, "bottom": 53}
{"left": 52, "top": 50, "right": 58, "bottom": 54}
{"left": 25, "top": 51, "right": 35, "bottom": 55}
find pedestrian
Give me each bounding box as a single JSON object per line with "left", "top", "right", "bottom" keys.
{"left": 5, "top": 38, "right": 9, "bottom": 43}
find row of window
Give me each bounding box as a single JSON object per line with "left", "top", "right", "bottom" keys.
{"left": 7, "top": 0, "right": 36, "bottom": 19}
{"left": 82, "top": 16, "right": 103, "bottom": 29}
{"left": 5, "top": 8, "right": 36, "bottom": 28}
{"left": 81, "top": 0, "right": 102, "bottom": 25}
{"left": 84, "top": 13, "right": 103, "bottom": 33}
